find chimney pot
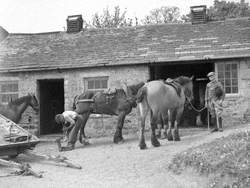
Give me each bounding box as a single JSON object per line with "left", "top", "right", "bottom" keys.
{"left": 190, "top": 5, "right": 207, "bottom": 24}
{"left": 66, "top": 15, "right": 83, "bottom": 33}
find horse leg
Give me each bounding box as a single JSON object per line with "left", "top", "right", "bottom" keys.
{"left": 172, "top": 108, "right": 183, "bottom": 141}
{"left": 138, "top": 102, "right": 148, "bottom": 149}
{"left": 156, "top": 113, "right": 162, "bottom": 138}
{"left": 79, "top": 112, "right": 90, "bottom": 145}
{"left": 150, "top": 110, "right": 160, "bottom": 147}
{"left": 113, "top": 111, "right": 126, "bottom": 144}
{"left": 167, "top": 110, "right": 176, "bottom": 141}
{"left": 162, "top": 111, "right": 169, "bottom": 139}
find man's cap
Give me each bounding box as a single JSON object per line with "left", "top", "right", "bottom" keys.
{"left": 207, "top": 72, "right": 215, "bottom": 77}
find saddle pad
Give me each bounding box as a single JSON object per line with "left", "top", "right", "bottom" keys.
{"left": 164, "top": 81, "right": 182, "bottom": 97}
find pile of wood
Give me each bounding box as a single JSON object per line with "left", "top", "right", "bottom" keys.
{"left": 0, "top": 114, "right": 81, "bottom": 178}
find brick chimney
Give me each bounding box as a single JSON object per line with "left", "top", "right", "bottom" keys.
{"left": 66, "top": 15, "right": 83, "bottom": 33}
{"left": 190, "top": 5, "right": 207, "bottom": 24}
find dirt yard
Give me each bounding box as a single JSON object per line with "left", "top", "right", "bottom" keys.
{"left": 1, "top": 125, "right": 249, "bottom": 188}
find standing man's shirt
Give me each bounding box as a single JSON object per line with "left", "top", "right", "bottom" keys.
{"left": 205, "top": 80, "right": 225, "bottom": 118}
{"left": 205, "top": 81, "right": 225, "bottom": 101}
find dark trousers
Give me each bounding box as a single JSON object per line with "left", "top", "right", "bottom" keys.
{"left": 67, "top": 115, "right": 83, "bottom": 146}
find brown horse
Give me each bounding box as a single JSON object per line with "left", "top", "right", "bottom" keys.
{"left": 136, "top": 76, "right": 193, "bottom": 149}
{"left": 0, "top": 93, "right": 39, "bottom": 123}
{"left": 74, "top": 82, "right": 145, "bottom": 144}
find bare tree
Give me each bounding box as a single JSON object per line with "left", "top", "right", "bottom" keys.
{"left": 181, "top": 0, "right": 250, "bottom": 22}
{"left": 207, "top": 0, "right": 250, "bottom": 20}
{"left": 142, "top": 6, "right": 181, "bottom": 25}
{"left": 91, "top": 6, "right": 136, "bottom": 28}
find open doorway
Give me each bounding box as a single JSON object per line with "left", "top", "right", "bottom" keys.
{"left": 150, "top": 62, "right": 214, "bottom": 127}
{"left": 38, "top": 79, "right": 64, "bottom": 135}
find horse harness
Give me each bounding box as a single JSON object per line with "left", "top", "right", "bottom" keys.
{"left": 164, "top": 79, "right": 182, "bottom": 97}
{"left": 164, "top": 78, "right": 207, "bottom": 113}
{"left": 76, "top": 88, "right": 133, "bottom": 113}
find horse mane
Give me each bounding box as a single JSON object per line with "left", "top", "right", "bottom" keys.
{"left": 9, "top": 95, "right": 31, "bottom": 105}
{"left": 127, "top": 82, "right": 145, "bottom": 95}
{"left": 174, "top": 76, "right": 191, "bottom": 86}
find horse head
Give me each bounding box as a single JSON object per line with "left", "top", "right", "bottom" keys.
{"left": 28, "top": 93, "right": 39, "bottom": 114}
{"left": 175, "top": 76, "right": 194, "bottom": 101}
{"left": 127, "top": 82, "right": 145, "bottom": 107}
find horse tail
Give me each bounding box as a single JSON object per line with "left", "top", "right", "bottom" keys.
{"left": 136, "top": 86, "right": 147, "bottom": 103}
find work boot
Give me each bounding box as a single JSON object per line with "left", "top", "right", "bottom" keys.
{"left": 60, "top": 143, "right": 75, "bottom": 152}
{"left": 218, "top": 117, "right": 223, "bottom": 132}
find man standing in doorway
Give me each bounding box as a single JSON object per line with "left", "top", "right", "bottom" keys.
{"left": 205, "top": 72, "right": 225, "bottom": 132}
{"left": 55, "top": 111, "right": 83, "bottom": 151}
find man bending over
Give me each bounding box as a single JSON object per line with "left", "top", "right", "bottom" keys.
{"left": 55, "top": 111, "right": 83, "bottom": 151}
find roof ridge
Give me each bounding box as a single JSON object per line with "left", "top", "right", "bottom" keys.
{"left": 10, "top": 31, "right": 62, "bottom": 36}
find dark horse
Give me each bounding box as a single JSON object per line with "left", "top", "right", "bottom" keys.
{"left": 136, "top": 76, "right": 193, "bottom": 149}
{"left": 0, "top": 93, "right": 39, "bottom": 123}
{"left": 73, "top": 82, "right": 145, "bottom": 144}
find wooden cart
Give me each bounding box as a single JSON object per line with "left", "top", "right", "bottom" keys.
{"left": 0, "top": 114, "right": 81, "bottom": 178}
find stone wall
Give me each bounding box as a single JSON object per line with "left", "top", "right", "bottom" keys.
{"left": 216, "top": 58, "right": 250, "bottom": 126}
{"left": 1, "top": 58, "right": 250, "bottom": 137}
{"left": 0, "top": 65, "right": 149, "bottom": 136}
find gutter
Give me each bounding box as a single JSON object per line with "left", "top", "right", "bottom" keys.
{"left": 0, "top": 54, "right": 249, "bottom": 73}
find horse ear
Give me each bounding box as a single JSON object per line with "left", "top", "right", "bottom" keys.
{"left": 190, "top": 75, "right": 194, "bottom": 81}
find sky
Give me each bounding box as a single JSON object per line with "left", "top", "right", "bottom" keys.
{"left": 0, "top": 0, "right": 248, "bottom": 33}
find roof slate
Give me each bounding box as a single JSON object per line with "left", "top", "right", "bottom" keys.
{"left": 0, "top": 18, "right": 250, "bottom": 72}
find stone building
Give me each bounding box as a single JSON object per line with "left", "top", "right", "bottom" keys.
{"left": 0, "top": 15, "right": 250, "bottom": 136}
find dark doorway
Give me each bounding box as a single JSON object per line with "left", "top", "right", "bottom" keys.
{"left": 38, "top": 79, "right": 64, "bottom": 135}
{"left": 150, "top": 62, "right": 214, "bottom": 127}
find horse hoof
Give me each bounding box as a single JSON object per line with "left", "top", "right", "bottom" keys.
{"left": 139, "top": 143, "right": 147, "bottom": 150}
{"left": 83, "top": 140, "right": 91, "bottom": 145}
{"left": 151, "top": 137, "right": 161, "bottom": 147}
{"left": 173, "top": 137, "right": 181, "bottom": 141}
{"left": 113, "top": 137, "right": 124, "bottom": 144}
{"left": 172, "top": 130, "right": 180, "bottom": 141}
{"left": 168, "top": 137, "right": 173, "bottom": 141}
{"left": 152, "top": 140, "right": 161, "bottom": 147}
{"left": 167, "top": 131, "right": 173, "bottom": 141}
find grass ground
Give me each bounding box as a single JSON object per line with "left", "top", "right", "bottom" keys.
{"left": 168, "top": 130, "right": 250, "bottom": 188}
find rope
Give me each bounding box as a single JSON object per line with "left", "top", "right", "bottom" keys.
{"left": 185, "top": 97, "right": 207, "bottom": 113}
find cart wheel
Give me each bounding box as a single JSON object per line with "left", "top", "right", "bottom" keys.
{"left": 8, "top": 154, "right": 19, "bottom": 159}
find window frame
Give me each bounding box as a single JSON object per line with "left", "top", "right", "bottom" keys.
{"left": 0, "top": 81, "right": 19, "bottom": 103}
{"left": 84, "top": 76, "right": 108, "bottom": 93}
{"left": 216, "top": 62, "right": 239, "bottom": 95}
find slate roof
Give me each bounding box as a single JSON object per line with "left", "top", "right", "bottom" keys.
{"left": 0, "top": 17, "right": 250, "bottom": 72}
{"left": 0, "top": 26, "right": 8, "bottom": 43}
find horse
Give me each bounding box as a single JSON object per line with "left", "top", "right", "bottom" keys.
{"left": 0, "top": 93, "right": 39, "bottom": 123}
{"left": 136, "top": 76, "right": 194, "bottom": 149}
{"left": 73, "top": 82, "right": 145, "bottom": 144}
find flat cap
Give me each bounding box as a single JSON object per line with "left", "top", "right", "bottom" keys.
{"left": 207, "top": 72, "right": 215, "bottom": 77}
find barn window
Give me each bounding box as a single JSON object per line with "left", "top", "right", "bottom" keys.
{"left": 0, "top": 81, "right": 19, "bottom": 103}
{"left": 217, "top": 63, "right": 238, "bottom": 94}
{"left": 84, "top": 77, "right": 108, "bottom": 92}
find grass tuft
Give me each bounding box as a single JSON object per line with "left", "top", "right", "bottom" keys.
{"left": 168, "top": 130, "right": 250, "bottom": 188}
